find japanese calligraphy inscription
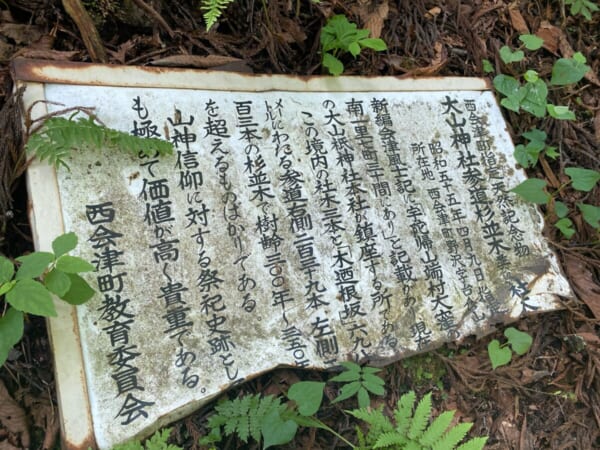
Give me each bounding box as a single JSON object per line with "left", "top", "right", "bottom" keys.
{"left": 19, "top": 64, "right": 571, "bottom": 449}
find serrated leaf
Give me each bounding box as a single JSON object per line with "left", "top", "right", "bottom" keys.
{"left": 55, "top": 255, "right": 95, "bottom": 273}
{"left": 0, "top": 256, "right": 14, "bottom": 284}
{"left": 261, "top": 409, "right": 298, "bottom": 449}
{"left": 373, "top": 432, "right": 409, "bottom": 448}
{"left": 432, "top": 422, "right": 473, "bottom": 450}
{"left": 499, "top": 46, "right": 524, "bottom": 64}
{"left": 565, "top": 167, "right": 600, "bottom": 192}
{"left": 15, "top": 252, "right": 54, "bottom": 280}
{"left": 44, "top": 268, "right": 72, "bottom": 297}
{"left": 323, "top": 52, "right": 344, "bottom": 76}
{"left": 6, "top": 279, "right": 56, "bottom": 316}
{"left": 551, "top": 56, "right": 590, "bottom": 85}
{"left": 578, "top": 203, "right": 600, "bottom": 228}
{"left": 332, "top": 380, "right": 361, "bottom": 403}
{"left": 52, "top": 232, "right": 78, "bottom": 257}
{"left": 510, "top": 178, "right": 550, "bottom": 204}
{"left": 0, "top": 308, "right": 24, "bottom": 366}
{"left": 60, "top": 274, "right": 95, "bottom": 305}
{"left": 408, "top": 392, "right": 432, "bottom": 440}
{"left": 546, "top": 145, "right": 559, "bottom": 159}
{"left": 395, "top": 391, "right": 417, "bottom": 435}
{"left": 456, "top": 436, "right": 488, "bottom": 450}
{"left": 488, "top": 339, "right": 511, "bottom": 369}
{"left": 421, "top": 410, "right": 455, "bottom": 445}
{"left": 519, "top": 34, "right": 544, "bottom": 50}
{"left": 288, "top": 381, "right": 325, "bottom": 416}
{"left": 359, "top": 38, "right": 387, "bottom": 51}
{"left": 547, "top": 104, "right": 576, "bottom": 120}
{"left": 504, "top": 327, "right": 533, "bottom": 355}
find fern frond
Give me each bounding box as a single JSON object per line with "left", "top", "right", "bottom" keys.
{"left": 394, "top": 390, "right": 416, "bottom": 436}
{"left": 200, "top": 0, "right": 235, "bottom": 30}
{"left": 420, "top": 410, "right": 455, "bottom": 446}
{"left": 455, "top": 436, "right": 488, "bottom": 450}
{"left": 373, "top": 431, "right": 409, "bottom": 448}
{"left": 407, "top": 392, "right": 432, "bottom": 440}
{"left": 432, "top": 422, "right": 472, "bottom": 450}
{"left": 26, "top": 116, "right": 173, "bottom": 170}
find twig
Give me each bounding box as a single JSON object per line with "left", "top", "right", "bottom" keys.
{"left": 61, "top": 0, "right": 107, "bottom": 63}
{"left": 130, "top": 0, "right": 175, "bottom": 38}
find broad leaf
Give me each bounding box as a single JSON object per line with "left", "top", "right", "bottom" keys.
{"left": 499, "top": 46, "right": 524, "bottom": 64}
{"left": 332, "top": 380, "right": 361, "bottom": 403}
{"left": 357, "top": 386, "right": 370, "bottom": 409}
{"left": 522, "top": 128, "right": 547, "bottom": 142}
{"left": 44, "top": 268, "right": 72, "bottom": 297}
{"left": 359, "top": 38, "right": 387, "bottom": 51}
{"left": 510, "top": 178, "right": 550, "bottom": 204}
{"left": 6, "top": 279, "right": 56, "bottom": 316}
{"left": 52, "top": 232, "right": 78, "bottom": 257}
{"left": 493, "top": 74, "right": 520, "bottom": 97}
{"left": 0, "top": 308, "right": 24, "bottom": 366}
{"left": 504, "top": 327, "right": 532, "bottom": 355}
{"left": 578, "top": 203, "right": 600, "bottom": 228}
{"left": 555, "top": 218, "right": 575, "bottom": 238}
{"left": 519, "top": 34, "right": 544, "bottom": 50}
{"left": 0, "top": 280, "right": 16, "bottom": 296}
{"left": 55, "top": 255, "right": 95, "bottom": 273}
{"left": 261, "top": 409, "right": 298, "bottom": 449}
{"left": 0, "top": 256, "right": 14, "bottom": 284}
{"left": 323, "top": 53, "right": 344, "bottom": 76}
{"left": 554, "top": 201, "right": 569, "bottom": 218}
{"left": 15, "top": 252, "right": 54, "bottom": 280}
{"left": 551, "top": 55, "right": 590, "bottom": 85}
{"left": 61, "top": 274, "right": 95, "bottom": 305}
{"left": 547, "top": 104, "right": 576, "bottom": 120}
{"left": 519, "top": 80, "right": 548, "bottom": 117}
{"left": 487, "top": 339, "right": 511, "bottom": 369}
{"left": 288, "top": 381, "right": 325, "bottom": 416}
{"left": 565, "top": 167, "right": 600, "bottom": 192}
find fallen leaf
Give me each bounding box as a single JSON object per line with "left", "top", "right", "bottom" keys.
{"left": 563, "top": 254, "right": 600, "bottom": 320}
{"left": 150, "top": 54, "right": 245, "bottom": 69}
{"left": 536, "top": 21, "right": 559, "bottom": 54}
{"left": 0, "top": 380, "right": 29, "bottom": 449}
{"left": 508, "top": 3, "right": 529, "bottom": 34}
{"left": 425, "top": 6, "right": 442, "bottom": 20}
{"left": 362, "top": 1, "right": 389, "bottom": 40}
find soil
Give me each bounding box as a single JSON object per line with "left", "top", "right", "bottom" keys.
{"left": 0, "top": 1, "right": 599, "bottom": 449}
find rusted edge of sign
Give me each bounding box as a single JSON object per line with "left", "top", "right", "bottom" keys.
{"left": 19, "top": 81, "right": 97, "bottom": 450}
{"left": 11, "top": 58, "right": 492, "bottom": 92}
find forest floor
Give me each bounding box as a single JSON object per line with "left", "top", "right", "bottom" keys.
{"left": 1, "top": 0, "right": 600, "bottom": 449}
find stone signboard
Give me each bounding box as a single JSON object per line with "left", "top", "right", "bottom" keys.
{"left": 15, "top": 60, "right": 572, "bottom": 449}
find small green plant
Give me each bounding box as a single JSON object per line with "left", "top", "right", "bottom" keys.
{"left": 199, "top": 0, "right": 234, "bottom": 30}
{"left": 512, "top": 128, "right": 558, "bottom": 169}
{"left": 487, "top": 327, "right": 533, "bottom": 369}
{"left": 320, "top": 14, "right": 387, "bottom": 76}
{"left": 564, "top": 0, "right": 599, "bottom": 20}
{"left": 200, "top": 364, "right": 487, "bottom": 449}
{"left": 112, "top": 428, "right": 182, "bottom": 450}
{"left": 350, "top": 391, "right": 487, "bottom": 450}
{"left": 330, "top": 361, "right": 385, "bottom": 408}
{"left": 0, "top": 232, "right": 96, "bottom": 366}
{"left": 26, "top": 112, "right": 173, "bottom": 170}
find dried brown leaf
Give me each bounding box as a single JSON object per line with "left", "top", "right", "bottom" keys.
{"left": 0, "top": 381, "right": 29, "bottom": 449}
{"left": 508, "top": 3, "right": 529, "bottom": 34}
{"left": 564, "top": 254, "right": 600, "bottom": 320}
{"left": 362, "top": 1, "right": 389, "bottom": 40}
{"left": 536, "top": 21, "right": 560, "bottom": 54}
{"left": 150, "top": 54, "right": 245, "bottom": 69}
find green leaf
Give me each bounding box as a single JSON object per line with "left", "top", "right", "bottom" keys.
{"left": 60, "top": 274, "right": 95, "bottom": 305}
{"left": 565, "top": 167, "right": 600, "bottom": 192}
{"left": 555, "top": 218, "right": 575, "bottom": 238}
{"left": 510, "top": 178, "right": 550, "bottom": 204}
{"left": 545, "top": 145, "right": 559, "bottom": 159}
{"left": 0, "top": 280, "right": 16, "bottom": 296}
{"left": 261, "top": 409, "right": 298, "bottom": 449}
{"left": 519, "top": 80, "right": 548, "bottom": 117}
{"left": 555, "top": 201, "right": 569, "bottom": 218}
{"left": 551, "top": 56, "right": 591, "bottom": 85}
{"left": 357, "top": 386, "right": 370, "bottom": 409}
{"left": 456, "top": 437, "right": 488, "bottom": 450}
{"left": 522, "top": 128, "right": 547, "bottom": 142}
{"left": 499, "top": 45, "right": 524, "bottom": 64}
{"left": 523, "top": 69, "right": 539, "bottom": 82}
{"left": 482, "top": 59, "right": 494, "bottom": 73}
{"left": 6, "top": 279, "right": 56, "bottom": 316}
{"left": 547, "top": 104, "right": 576, "bottom": 120}
{"left": 330, "top": 361, "right": 361, "bottom": 381}
{"left": 332, "top": 380, "right": 361, "bottom": 403}
{"left": 408, "top": 392, "right": 432, "bottom": 440}
{"left": 348, "top": 41, "right": 361, "bottom": 57}
{"left": 578, "top": 203, "right": 600, "bottom": 228}
{"left": 322, "top": 52, "right": 344, "bottom": 76}
{"left": 0, "top": 308, "right": 24, "bottom": 366}
{"left": 288, "top": 381, "right": 325, "bottom": 416}
{"left": 504, "top": 327, "right": 532, "bottom": 355}
{"left": 52, "top": 232, "right": 78, "bottom": 258}
{"left": 519, "top": 34, "right": 544, "bottom": 50}
{"left": 15, "top": 252, "right": 54, "bottom": 280}
{"left": 493, "top": 74, "right": 520, "bottom": 97}
{"left": 0, "top": 256, "right": 14, "bottom": 284}
{"left": 359, "top": 38, "right": 387, "bottom": 51}
{"left": 487, "top": 339, "right": 512, "bottom": 369}
{"left": 44, "top": 268, "right": 72, "bottom": 297}
{"left": 500, "top": 96, "right": 521, "bottom": 112}
{"left": 55, "top": 255, "right": 95, "bottom": 273}
{"left": 514, "top": 141, "right": 544, "bottom": 168}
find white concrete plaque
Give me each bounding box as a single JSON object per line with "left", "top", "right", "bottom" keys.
{"left": 15, "top": 60, "right": 572, "bottom": 450}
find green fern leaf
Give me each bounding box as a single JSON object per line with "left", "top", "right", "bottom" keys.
{"left": 432, "top": 422, "right": 472, "bottom": 450}
{"left": 373, "top": 431, "right": 410, "bottom": 448}
{"left": 407, "top": 392, "right": 432, "bottom": 440}
{"left": 394, "top": 391, "right": 416, "bottom": 436}
{"left": 200, "top": 0, "right": 235, "bottom": 30}
{"left": 455, "top": 436, "right": 488, "bottom": 450}
{"left": 419, "top": 410, "right": 455, "bottom": 446}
